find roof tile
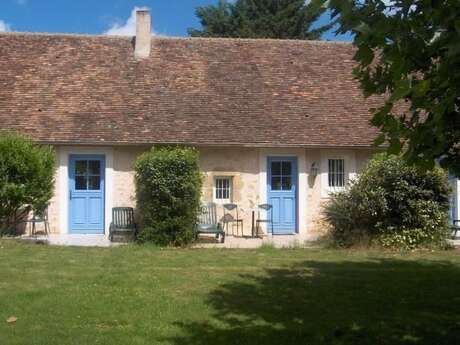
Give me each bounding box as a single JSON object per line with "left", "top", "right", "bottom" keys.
{"left": 0, "top": 33, "right": 381, "bottom": 147}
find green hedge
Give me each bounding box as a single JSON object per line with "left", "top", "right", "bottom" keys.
{"left": 134, "top": 147, "right": 202, "bottom": 246}
{"left": 323, "top": 154, "right": 451, "bottom": 249}
{"left": 0, "top": 132, "right": 56, "bottom": 235}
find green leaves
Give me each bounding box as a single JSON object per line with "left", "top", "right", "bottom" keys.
{"left": 455, "top": 19, "right": 460, "bottom": 34}
{"left": 0, "top": 132, "right": 55, "bottom": 234}
{"left": 134, "top": 146, "right": 203, "bottom": 246}
{"left": 189, "top": 0, "right": 330, "bottom": 39}
{"left": 373, "top": 133, "right": 386, "bottom": 147}
{"left": 328, "top": 0, "right": 460, "bottom": 174}
{"left": 323, "top": 154, "right": 451, "bottom": 249}
{"left": 355, "top": 45, "right": 374, "bottom": 66}
{"left": 412, "top": 79, "right": 430, "bottom": 97}
{"left": 390, "top": 78, "right": 411, "bottom": 101}
{"left": 354, "top": 22, "right": 371, "bottom": 35}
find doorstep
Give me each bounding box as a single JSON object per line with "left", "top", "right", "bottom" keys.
{"left": 450, "top": 238, "right": 460, "bottom": 247}
{"left": 193, "top": 234, "right": 318, "bottom": 249}
{"left": 20, "top": 234, "right": 122, "bottom": 247}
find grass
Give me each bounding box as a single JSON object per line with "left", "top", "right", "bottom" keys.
{"left": 1, "top": 240, "right": 460, "bottom": 345}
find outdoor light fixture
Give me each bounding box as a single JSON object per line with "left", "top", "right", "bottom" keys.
{"left": 310, "top": 162, "right": 319, "bottom": 177}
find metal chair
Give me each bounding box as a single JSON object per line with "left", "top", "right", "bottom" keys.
{"left": 222, "top": 203, "right": 243, "bottom": 237}
{"left": 256, "top": 203, "right": 274, "bottom": 236}
{"left": 196, "top": 202, "right": 225, "bottom": 243}
{"left": 452, "top": 220, "right": 460, "bottom": 239}
{"left": 26, "top": 206, "right": 50, "bottom": 236}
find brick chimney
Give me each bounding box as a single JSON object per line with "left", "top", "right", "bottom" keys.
{"left": 135, "top": 10, "right": 151, "bottom": 59}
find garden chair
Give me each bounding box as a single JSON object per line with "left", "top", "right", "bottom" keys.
{"left": 109, "top": 207, "right": 137, "bottom": 242}
{"left": 256, "top": 203, "right": 274, "bottom": 236}
{"left": 196, "top": 202, "right": 225, "bottom": 243}
{"left": 26, "top": 205, "right": 50, "bottom": 236}
{"left": 452, "top": 220, "right": 460, "bottom": 239}
{"left": 222, "top": 203, "right": 243, "bottom": 237}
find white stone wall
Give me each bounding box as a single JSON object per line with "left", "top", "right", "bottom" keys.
{"left": 46, "top": 145, "right": 376, "bottom": 238}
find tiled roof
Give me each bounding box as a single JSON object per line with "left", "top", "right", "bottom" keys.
{"left": 0, "top": 32, "right": 382, "bottom": 147}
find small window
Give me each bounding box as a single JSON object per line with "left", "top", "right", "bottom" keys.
{"left": 328, "top": 159, "right": 345, "bottom": 187}
{"left": 214, "top": 177, "right": 232, "bottom": 202}
{"left": 270, "top": 160, "right": 293, "bottom": 191}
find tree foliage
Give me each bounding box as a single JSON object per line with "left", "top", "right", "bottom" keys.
{"left": 323, "top": 154, "right": 451, "bottom": 249}
{"left": 0, "top": 132, "right": 55, "bottom": 235}
{"left": 134, "top": 147, "right": 203, "bottom": 246}
{"left": 189, "top": 0, "right": 331, "bottom": 39}
{"left": 327, "top": 0, "right": 460, "bottom": 174}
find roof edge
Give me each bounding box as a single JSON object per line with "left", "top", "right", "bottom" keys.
{"left": 0, "top": 31, "right": 353, "bottom": 45}
{"left": 35, "top": 140, "right": 379, "bottom": 150}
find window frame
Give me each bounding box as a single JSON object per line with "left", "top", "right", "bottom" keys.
{"left": 74, "top": 159, "right": 102, "bottom": 191}
{"left": 328, "top": 158, "right": 345, "bottom": 189}
{"left": 320, "top": 150, "right": 357, "bottom": 197}
{"left": 213, "top": 176, "right": 232, "bottom": 203}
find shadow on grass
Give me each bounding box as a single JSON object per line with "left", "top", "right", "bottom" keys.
{"left": 169, "top": 258, "right": 460, "bottom": 345}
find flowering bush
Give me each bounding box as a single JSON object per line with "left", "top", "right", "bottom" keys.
{"left": 323, "top": 154, "right": 451, "bottom": 249}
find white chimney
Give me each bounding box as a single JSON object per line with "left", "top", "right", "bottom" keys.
{"left": 135, "top": 10, "right": 151, "bottom": 59}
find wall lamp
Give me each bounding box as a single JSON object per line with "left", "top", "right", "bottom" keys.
{"left": 310, "top": 162, "right": 319, "bottom": 177}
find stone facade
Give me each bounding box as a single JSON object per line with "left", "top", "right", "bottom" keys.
{"left": 200, "top": 147, "right": 260, "bottom": 237}
{"left": 112, "top": 146, "right": 146, "bottom": 209}
{"left": 45, "top": 145, "right": 376, "bottom": 238}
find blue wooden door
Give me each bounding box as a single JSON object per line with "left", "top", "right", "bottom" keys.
{"left": 69, "top": 155, "right": 105, "bottom": 234}
{"left": 267, "top": 157, "right": 297, "bottom": 234}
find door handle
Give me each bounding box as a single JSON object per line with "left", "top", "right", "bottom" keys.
{"left": 70, "top": 190, "right": 72, "bottom": 200}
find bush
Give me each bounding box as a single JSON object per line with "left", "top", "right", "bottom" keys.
{"left": 0, "top": 132, "right": 56, "bottom": 235}
{"left": 323, "top": 154, "right": 451, "bottom": 249}
{"left": 134, "top": 146, "right": 202, "bottom": 246}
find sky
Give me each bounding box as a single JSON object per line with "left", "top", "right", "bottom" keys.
{"left": 0, "top": 0, "right": 351, "bottom": 40}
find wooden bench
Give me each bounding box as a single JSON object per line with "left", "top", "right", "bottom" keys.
{"left": 196, "top": 203, "right": 225, "bottom": 243}
{"left": 109, "top": 207, "right": 137, "bottom": 242}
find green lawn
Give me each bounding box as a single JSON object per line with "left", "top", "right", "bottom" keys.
{"left": 1, "top": 241, "right": 460, "bottom": 345}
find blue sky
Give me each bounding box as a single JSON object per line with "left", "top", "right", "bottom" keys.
{"left": 0, "top": 0, "right": 350, "bottom": 40}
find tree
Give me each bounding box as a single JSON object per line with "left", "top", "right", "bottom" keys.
{"left": 0, "top": 132, "right": 56, "bottom": 235}
{"left": 327, "top": 0, "right": 460, "bottom": 174}
{"left": 134, "top": 147, "right": 203, "bottom": 246}
{"left": 189, "top": 0, "right": 331, "bottom": 40}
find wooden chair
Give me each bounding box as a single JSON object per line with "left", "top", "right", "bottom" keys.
{"left": 109, "top": 207, "right": 137, "bottom": 242}
{"left": 196, "top": 203, "right": 225, "bottom": 243}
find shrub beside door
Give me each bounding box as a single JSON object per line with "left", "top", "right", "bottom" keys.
{"left": 134, "top": 146, "right": 202, "bottom": 246}
{"left": 323, "top": 154, "right": 451, "bottom": 249}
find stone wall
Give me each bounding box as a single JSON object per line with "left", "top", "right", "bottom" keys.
{"left": 112, "top": 146, "right": 145, "bottom": 209}
{"left": 199, "top": 147, "right": 260, "bottom": 236}
{"left": 46, "top": 145, "right": 376, "bottom": 237}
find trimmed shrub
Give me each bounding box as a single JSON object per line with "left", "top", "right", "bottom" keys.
{"left": 323, "top": 154, "right": 451, "bottom": 249}
{"left": 134, "top": 146, "right": 202, "bottom": 246}
{"left": 0, "top": 132, "right": 56, "bottom": 235}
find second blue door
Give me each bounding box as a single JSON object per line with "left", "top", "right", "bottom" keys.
{"left": 267, "top": 157, "right": 297, "bottom": 234}
{"left": 69, "top": 155, "right": 105, "bottom": 234}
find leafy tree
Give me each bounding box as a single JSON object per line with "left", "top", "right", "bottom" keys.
{"left": 134, "top": 147, "right": 203, "bottom": 246}
{"left": 327, "top": 0, "right": 460, "bottom": 174}
{"left": 0, "top": 132, "right": 55, "bottom": 235}
{"left": 189, "top": 0, "right": 331, "bottom": 39}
